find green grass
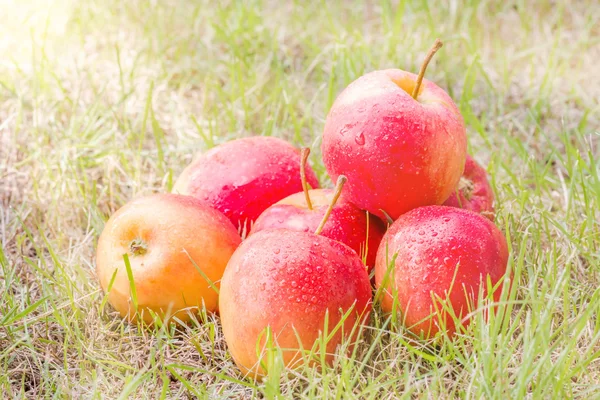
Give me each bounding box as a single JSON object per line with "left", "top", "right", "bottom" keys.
{"left": 1, "top": 0, "right": 600, "bottom": 398}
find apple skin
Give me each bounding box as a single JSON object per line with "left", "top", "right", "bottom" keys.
{"left": 219, "top": 229, "right": 372, "bottom": 377}
{"left": 322, "top": 69, "right": 467, "bottom": 221}
{"left": 250, "top": 189, "right": 386, "bottom": 269}
{"left": 443, "top": 154, "right": 494, "bottom": 219}
{"left": 96, "top": 194, "right": 241, "bottom": 324}
{"left": 375, "top": 206, "right": 508, "bottom": 338}
{"left": 172, "top": 136, "right": 320, "bottom": 231}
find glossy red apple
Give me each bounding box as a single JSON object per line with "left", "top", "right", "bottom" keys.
{"left": 172, "top": 136, "right": 320, "bottom": 231}
{"left": 322, "top": 40, "right": 466, "bottom": 220}
{"left": 443, "top": 154, "right": 494, "bottom": 219}
{"left": 251, "top": 149, "right": 386, "bottom": 269}
{"left": 219, "top": 229, "right": 372, "bottom": 377}
{"left": 375, "top": 206, "right": 508, "bottom": 339}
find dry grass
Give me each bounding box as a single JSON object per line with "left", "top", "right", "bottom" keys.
{"left": 1, "top": 0, "right": 599, "bottom": 398}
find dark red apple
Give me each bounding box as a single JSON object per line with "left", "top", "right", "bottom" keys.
{"left": 173, "top": 136, "right": 320, "bottom": 231}
{"left": 443, "top": 154, "right": 494, "bottom": 219}
{"left": 251, "top": 150, "right": 386, "bottom": 269}
{"left": 375, "top": 206, "right": 508, "bottom": 339}
{"left": 321, "top": 40, "right": 466, "bottom": 220}
{"left": 219, "top": 229, "right": 372, "bottom": 377}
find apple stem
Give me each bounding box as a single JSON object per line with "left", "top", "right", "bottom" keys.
{"left": 411, "top": 38, "right": 443, "bottom": 100}
{"left": 315, "top": 175, "right": 347, "bottom": 235}
{"left": 129, "top": 239, "right": 148, "bottom": 256}
{"left": 300, "top": 148, "right": 313, "bottom": 210}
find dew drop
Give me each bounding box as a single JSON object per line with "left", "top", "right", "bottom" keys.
{"left": 291, "top": 281, "right": 298, "bottom": 288}
{"left": 274, "top": 248, "right": 281, "bottom": 254}
{"left": 355, "top": 132, "right": 365, "bottom": 146}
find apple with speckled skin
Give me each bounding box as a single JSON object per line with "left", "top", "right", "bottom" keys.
{"left": 173, "top": 136, "right": 320, "bottom": 231}
{"left": 251, "top": 188, "right": 385, "bottom": 269}
{"left": 321, "top": 40, "right": 466, "bottom": 220}
{"left": 219, "top": 229, "right": 372, "bottom": 377}
{"left": 251, "top": 148, "right": 386, "bottom": 270}
{"left": 375, "top": 206, "right": 508, "bottom": 338}
{"left": 443, "top": 154, "right": 494, "bottom": 219}
{"left": 96, "top": 194, "right": 241, "bottom": 324}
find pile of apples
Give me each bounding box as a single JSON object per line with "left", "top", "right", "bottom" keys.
{"left": 96, "top": 40, "right": 509, "bottom": 377}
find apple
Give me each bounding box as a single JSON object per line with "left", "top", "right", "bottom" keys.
{"left": 219, "top": 178, "right": 372, "bottom": 377}
{"left": 443, "top": 154, "right": 494, "bottom": 219}
{"left": 321, "top": 39, "right": 467, "bottom": 221}
{"left": 172, "top": 136, "right": 320, "bottom": 232}
{"left": 96, "top": 194, "right": 241, "bottom": 324}
{"left": 375, "top": 206, "right": 508, "bottom": 338}
{"left": 251, "top": 149, "right": 386, "bottom": 269}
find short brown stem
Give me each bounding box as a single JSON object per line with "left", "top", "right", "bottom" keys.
{"left": 129, "top": 239, "right": 148, "bottom": 256}
{"left": 300, "top": 148, "right": 313, "bottom": 210}
{"left": 315, "top": 175, "right": 347, "bottom": 235}
{"left": 411, "top": 38, "right": 443, "bottom": 100}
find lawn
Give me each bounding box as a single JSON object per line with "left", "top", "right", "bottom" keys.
{"left": 1, "top": 0, "right": 599, "bottom": 398}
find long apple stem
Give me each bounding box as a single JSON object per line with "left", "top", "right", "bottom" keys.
{"left": 315, "top": 175, "right": 347, "bottom": 235}
{"left": 411, "top": 38, "right": 443, "bottom": 100}
{"left": 300, "top": 148, "right": 313, "bottom": 210}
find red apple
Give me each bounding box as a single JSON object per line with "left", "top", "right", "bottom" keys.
{"left": 375, "top": 206, "right": 508, "bottom": 338}
{"left": 321, "top": 40, "right": 466, "bottom": 220}
{"left": 219, "top": 229, "right": 372, "bottom": 377}
{"left": 443, "top": 154, "right": 494, "bottom": 219}
{"left": 96, "top": 194, "right": 241, "bottom": 324}
{"left": 251, "top": 150, "right": 386, "bottom": 269}
{"left": 172, "top": 136, "right": 320, "bottom": 231}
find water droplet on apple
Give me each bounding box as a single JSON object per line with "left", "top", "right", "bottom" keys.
{"left": 274, "top": 248, "right": 280, "bottom": 254}
{"left": 316, "top": 265, "right": 324, "bottom": 273}
{"left": 355, "top": 133, "right": 365, "bottom": 146}
{"left": 291, "top": 281, "right": 298, "bottom": 288}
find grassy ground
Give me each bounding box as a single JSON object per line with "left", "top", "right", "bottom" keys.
{"left": 1, "top": 0, "right": 599, "bottom": 398}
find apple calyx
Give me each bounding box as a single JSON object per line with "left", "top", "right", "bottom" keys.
{"left": 411, "top": 38, "right": 443, "bottom": 100}
{"left": 314, "top": 175, "right": 347, "bottom": 235}
{"left": 457, "top": 176, "right": 475, "bottom": 201}
{"left": 300, "top": 148, "right": 314, "bottom": 210}
{"left": 129, "top": 239, "right": 148, "bottom": 256}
